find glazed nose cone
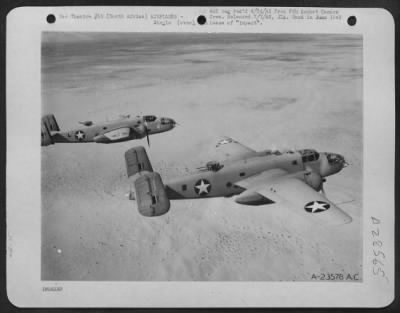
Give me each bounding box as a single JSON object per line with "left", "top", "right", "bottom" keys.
{"left": 327, "top": 153, "right": 347, "bottom": 173}
{"left": 327, "top": 153, "right": 346, "bottom": 167}
{"left": 165, "top": 118, "right": 177, "bottom": 127}
{"left": 320, "top": 152, "right": 347, "bottom": 177}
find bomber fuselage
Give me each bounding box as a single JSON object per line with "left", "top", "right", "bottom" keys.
{"left": 51, "top": 115, "right": 176, "bottom": 144}
{"left": 164, "top": 150, "right": 345, "bottom": 200}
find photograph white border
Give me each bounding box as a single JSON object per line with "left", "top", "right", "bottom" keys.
{"left": 6, "top": 6, "right": 395, "bottom": 307}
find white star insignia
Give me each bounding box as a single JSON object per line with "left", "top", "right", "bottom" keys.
{"left": 75, "top": 130, "right": 85, "bottom": 140}
{"left": 195, "top": 179, "right": 211, "bottom": 195}
{"left": 305, "top": 201, "right": 330, "bottom": 213}
{"left": 216, "top": 138, "right": 232, "bottom": 147}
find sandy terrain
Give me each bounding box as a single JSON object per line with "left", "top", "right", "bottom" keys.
{"left": 41, "top": 33, "right": 363, "bottom": 281}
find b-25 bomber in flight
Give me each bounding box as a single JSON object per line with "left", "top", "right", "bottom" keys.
{"left": 41, "top": 114, "right": 176, "bottom": 146}
{"left": 125, "top": 137, "right": 352, "bottom": 225}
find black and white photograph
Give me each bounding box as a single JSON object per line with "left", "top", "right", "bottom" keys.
{"left": 6, "top": 6, "right": 395, "bottom": 307}
{"left": 41, "top": 32, "right": 363, "bottom": 281}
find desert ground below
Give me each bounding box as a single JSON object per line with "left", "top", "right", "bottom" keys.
{"left": 41, "top": 33, "right": 363, "bottom": 281}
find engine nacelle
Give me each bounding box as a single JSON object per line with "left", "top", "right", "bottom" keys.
{"left": 235, "top": 189, "right": 274, "bottom": 206}
{"left": 94, "top": 127, "right": 132, "bottom": 144}
{"left": 303, "top": 166, "right": 323, "bottom": 191}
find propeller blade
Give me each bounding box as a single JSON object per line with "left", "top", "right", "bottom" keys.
{"left": 321, "top": 178, "right": 327, "bottom": 196}
{"left": 143, "top": 119, "right": 151, "bottom": 147}
{"left": 146, "top": 127, "right": 150, "bottom": 147}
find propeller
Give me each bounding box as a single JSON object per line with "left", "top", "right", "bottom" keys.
{"left": 146, "top": 127, "right": 150, "bottom": 146}
{"left": 144, "top": 120, "right": 150, "bottom": 147}
{"left": 321, "top": 184, "right": 326, "bottom": 196}
{"left": 134, "top": 117, "right": 151, "bottom": 147}
{"left": 321, "top": 178, "right": 327, "bottom": 196}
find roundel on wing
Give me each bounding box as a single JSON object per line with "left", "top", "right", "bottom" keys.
{"left": 304, "top": 201, "right": 330, "bottom": 213}
{"left": 194, "top": 179, "right": 211, "bottom": 196}
{"left": 75, "top": 130, "right": 86, "bottom": 141}
{"left": 216, "top": 138, "right": 233, "bottom": 147}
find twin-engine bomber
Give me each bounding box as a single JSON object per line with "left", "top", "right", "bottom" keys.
{"left": 41, "top": 114, "right": 176, "bottom": 146}
{"left": 125, "top": 137, "right": 352, "bottom": 225}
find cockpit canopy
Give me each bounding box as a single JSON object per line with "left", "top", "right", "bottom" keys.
{"left": 298, "top": 149, "right": 320, "bottom": 163}
{"left": 206, "top": 161, "right": 223, "bottom": 172}
{"left": 143, "top": 115, "right": 157, "bottom": 122}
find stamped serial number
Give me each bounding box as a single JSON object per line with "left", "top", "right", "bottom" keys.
{"left": 42, "top": 286, "right": 63, "bottom": 292}
{"left": 311, "top": 273, "right": 360, "bottom": 281}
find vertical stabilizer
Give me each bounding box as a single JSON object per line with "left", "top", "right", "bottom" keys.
{"left": 41, "top": 114, "right": 60, "bottom": 146}
{"left": 125, "top": 146, "right": 153, "bottom": 177}
{"left": 124, "top": 146, "right": 170, "bottom": 217}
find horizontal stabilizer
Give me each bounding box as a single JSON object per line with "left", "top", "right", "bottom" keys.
{"left": 125, "top": 146, "right": 153, "bottom": 177}
{"left": 134, "top": 172, "right": 170, "bottom": 217}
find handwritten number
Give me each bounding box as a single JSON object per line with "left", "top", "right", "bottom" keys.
{"left": 371, "top": 216, "right": 381, "bottom": 224}
{"left": 373, "top": 267, "right": 385, "bottom": 277}
{"left": 373, "top": 250, "right": 386, "bottom": 258}
{"left": 373, "top": 258, "right": 384, "bottom": 266}
{"left": 371, "top": 217, "right": 388, "bottom": 282}
{"left": 372, "top": 229, "right": 379, "bottom": 237}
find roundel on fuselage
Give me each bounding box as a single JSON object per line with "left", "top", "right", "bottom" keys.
{"left": 75, "top": 130, "right": 85, "bottom": 141}
{"left": 194, "top": 179, "right": 211, "bottom": 196}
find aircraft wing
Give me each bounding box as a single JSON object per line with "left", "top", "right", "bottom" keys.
{"left": 96, "top": 123, "right": 137, "bottom": 143}
{"left": 235, "top": 169, "right": 352, "bottom": 225}
{"left": 215, "top": 137, "right": 258, "bottom": 162}
{"left": 101, "top": 127, "right": 131, "bottom": 141}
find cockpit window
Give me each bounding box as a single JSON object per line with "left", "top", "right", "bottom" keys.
{"left": 206, "top": 161, "right": 223, "bottom": 172}
{"left": 298, "top": 149, "right": 319, "bottom": 163}
{"left": 144, "top": 115, "right": 156, "bottom": 122}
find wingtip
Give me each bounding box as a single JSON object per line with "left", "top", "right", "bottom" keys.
{"left": 344, "top": 214, "right": 353, "bottom": 224}
{"left": 329, "top": 213, "right": 353, "bottom": 226}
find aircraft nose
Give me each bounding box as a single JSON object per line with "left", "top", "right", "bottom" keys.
{"left": 320, "top": 152, "right": 347, "bottom": 177}
{"left": 163, "top": 117, "right": 177, "bottom": 127}
{"left": 327, "top": 153, "right": 347, "bottom": 169}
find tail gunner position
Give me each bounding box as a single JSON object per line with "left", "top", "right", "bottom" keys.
{"left": 125, "top": 137, "right": 352, "bottom": 225}
{"left": 41, "top": 114, "right": 176, "bottom": 146}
